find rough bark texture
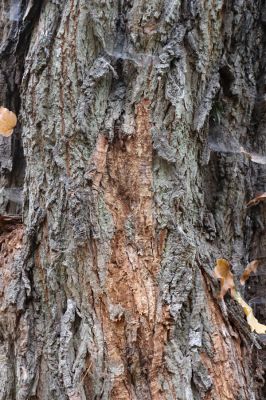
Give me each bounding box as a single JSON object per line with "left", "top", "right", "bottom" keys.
{"left": 1, "top": 1, "right": 266, "bottom": 399}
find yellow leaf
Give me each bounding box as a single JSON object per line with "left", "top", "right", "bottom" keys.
{"left": 0, "top": 107, "right": 17, "bottom": 137}
{"left": 233, "top": 291, "right": 266, "bottom": 334}
{"left": 233, "top": 291, "right": 252, "bottom": 316}
{"left": 246, "top": 313, "right": 266, "bottom": 334}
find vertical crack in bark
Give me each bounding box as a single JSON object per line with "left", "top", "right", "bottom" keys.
{"left": 100, "top": 99, "right": 168, "bottom": 399}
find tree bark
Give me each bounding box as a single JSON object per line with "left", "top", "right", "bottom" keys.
{"left": 0, "top": 1, "right": 266, "bottom": 399}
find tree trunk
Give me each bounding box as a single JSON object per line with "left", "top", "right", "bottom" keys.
{"left": 1, "top": 1, "right": 266, "bottom": 399}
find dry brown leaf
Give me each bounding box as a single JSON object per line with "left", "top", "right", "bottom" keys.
{"left": 246, "top": 192, "right": 266, "bottom": 207}
{"left": 240, "top": 260, "right": 260, "bottom": 285}
{"left": 214, "top": 258, "right": 236, "bottom": 298}
{"left": 0, "top": 107, "right": 17, "bottom": 137}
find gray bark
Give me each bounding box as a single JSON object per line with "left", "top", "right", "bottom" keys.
{"left": 0, "top": 1, "right": 266, "bottom": 399}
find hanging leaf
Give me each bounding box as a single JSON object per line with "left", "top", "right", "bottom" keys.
{"left": 214, "top": 258, "right": 236, "bottom": 298}
{"left": 0, "top": 107, "right": 17, "bottom": 137}
{"left": 233, "top": 291, "right": 252, "bottom": 316}
{"left": 234, "top": 291, "right": 266, "bottom": 334}
{"left": 246, "top": 193, "right": 266, "bottom": 207}
{"left": 246, "top": 312, "right": 266, "bottom": 334}
{"left": 214, "top": 260, "right": 266, "bottom": 334}
{"left": 240, "top": 260, "right": 260, "bottom": 285}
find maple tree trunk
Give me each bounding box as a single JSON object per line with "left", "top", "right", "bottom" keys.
{"left": 1, "top": 1, "right": 266, "bottom": 399}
